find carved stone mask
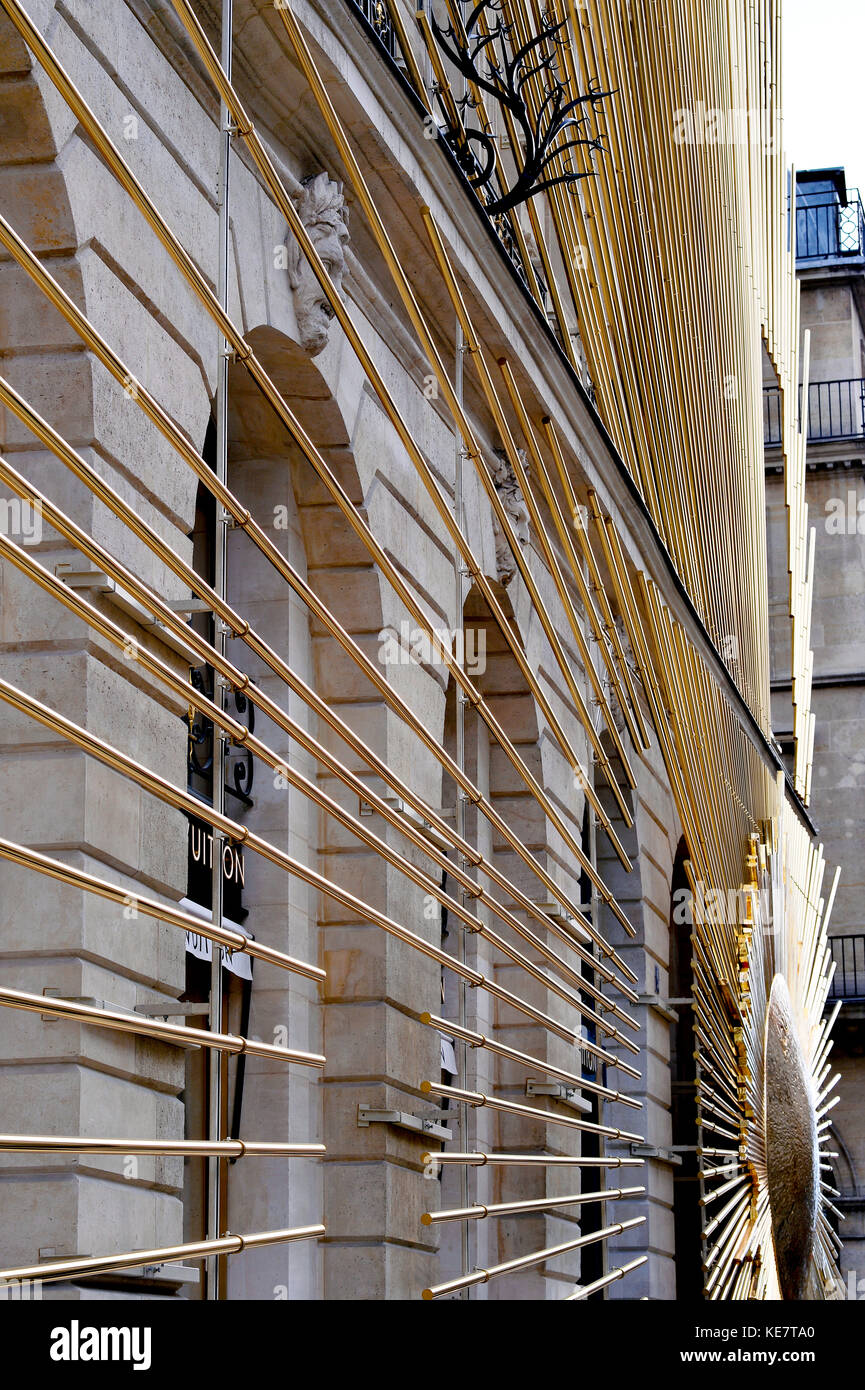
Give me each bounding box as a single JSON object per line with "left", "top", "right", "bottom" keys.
{"left": 491, "top": 448, "right": 530, "bottom": 584}
{"left": 285, "top": 172, "right": 350, "bottom": 356}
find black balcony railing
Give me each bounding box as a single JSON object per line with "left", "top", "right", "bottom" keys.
{"left": 828, "top": 935, "right": 865, "bottom": 1003}
{"left": 763, "top": 387, "right": 783, "bottom": 446}
{"left": 352, "top": 0, "right": 398, "bottom": 56}
{"left": 796, "top": 188, "right": 865, "bottom": 263}
{"left": 763, "top": 378, "right": 865, "bottom": 447}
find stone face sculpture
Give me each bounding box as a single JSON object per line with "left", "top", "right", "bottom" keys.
{"left": 491, "top": 448, "right": 530, "bottom": 584}
{"left": 285, "top": 172, "right": 350, "bottom": 356}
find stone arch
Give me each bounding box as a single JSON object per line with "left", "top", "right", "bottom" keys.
{"left": 433, "top": 582, "right": 593, "bottom": 1298}
{"left": 222, "top": 322, "right": 450, "bottom": 1298}
{"left": 217, "top": 325, "right": 368, "bottom": 1299}
{"left": 597, "top": 728, "right": 682, "bottom": 1300}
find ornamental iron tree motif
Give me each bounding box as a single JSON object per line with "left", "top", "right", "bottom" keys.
{"left": 428, "top": 1, "right": 614, "bottom": 216}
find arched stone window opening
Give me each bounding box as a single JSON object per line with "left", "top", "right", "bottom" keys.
{"left": 435, "top": 584, "right": 589, "bottom": 1298}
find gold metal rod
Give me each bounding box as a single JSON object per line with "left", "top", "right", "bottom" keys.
{"left": 0, "top": 1225, "right": 325, "bottom": 1287}
{"left": 420, "top": 205, "right": 636, "bottom": 822}
{"left": 421, "top": 1012, "right": 641, "bottom": 1103}
{"left": 541, "top": 415, "right": 650, "bottom": 748}
{"left": 264, "top": 0, "right": 638, "bottom": 880}
{"left": 0, "top": 520, "right": 635, "bottom": 1045}
{"left": 422, "top": 1185, "right": 644, "bottom": 1225}
{"left": 0, "top": 673, "right": 594, "bottom": 1049}
{"left": 1, "top": 0, "right": 638, "bottom": 935}
{"left": 437, "top": 0, "right": 544, "bottom": 305}
{"left": 420, "top": 1080, "right": 643, "bottom": 1140}
{"left": 0, "top": 834, "right": 321, "bottom": 980}
{"left": 412, "top": 1, "right": 574, "bottom": 358}
{"left": 0, "top": 430, "right": 635, "bottom": 1002}
{"left": 525, "top": 413, "right": 648, "bottom": 756}
{"left": 699, "top": 1173, "right": 751, "bottom": 1209}
{"left": 497, "top": 351, "right": 638, "bottom": 787}
{"left": 383, "top": 0, "right": 426, "bottom": 97}
{"left": 0, "top": 312, "right": 635, "bottom": 988}
{"left": 0, "top": 1136, "right": 324, "bottom": 1158}
{"left": 414, "top": 9, "right": 464, "bottom": 135}
{"left": 0, "top": 985, "right": 324, "bottom": 1065}
{"left": 420, "top": 1152, "right": 645, "bottom": 1168}
{"left": 565, "top": 1255, "right": 648, "bottom": 1300}
{"left": 421, "top": 1216, "right": 645, "bottom": 1298}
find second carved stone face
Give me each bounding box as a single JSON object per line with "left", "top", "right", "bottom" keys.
{"left": 291, "top": 225, "right": 346, "bottom": 355}
{"left": 286, "top": 172, "right": 350, "bottom": 357}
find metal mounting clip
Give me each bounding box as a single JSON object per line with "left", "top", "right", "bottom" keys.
{"left": 357, "top": 1106, "right": 453, "bottom": 1141}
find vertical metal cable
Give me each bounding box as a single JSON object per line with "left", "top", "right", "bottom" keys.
{"left": 207, "top": 0, "right": 233, "bottom": 1302}
{"left": 588, "top": 805, "right": 608, "bottom": 1288}
{"left": 453, "top": 319, "right": 471, "bottom": 1291}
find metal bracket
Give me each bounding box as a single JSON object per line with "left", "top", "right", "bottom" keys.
{"left": 39, "top": 993, "right": 208, "bottom": 1042}
{"left": 54, "top": 566, "right": 113, "bottom": 594}
{"left": 638, "top": 993, "right": 680, "bottom": 1024}
{"left": 531, "top": 901, "right": 592, "bottom": 944}
{"left": 526, "top": 1080, "right": 592, "bottom": 1114}
{"left": 358, "top": 793, "right": 452, "bottom": 853}
{"left": 135, "top": 1000, "right": 210, "bottom": 1018}
{"left": 54, "top": 565, "right": 201, "bottom": 665}
{"left": 40, "top": 992, "right": 105, "bottom": 1021}
{"left": 165, "top": 598, "right": 213, "bottom": 615}
{"left": 629, "top": 1143, "right": 683, "bottom": 1167}
{"left": 136, "top": 1262, "right": 200, "bottom": 1285}
{"left": 357, "top": 1106, "right": 452, "bottom": 1141}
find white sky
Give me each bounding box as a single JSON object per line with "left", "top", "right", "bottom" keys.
{"left": 783, "top": 0, "right": 865, "bottom": 194}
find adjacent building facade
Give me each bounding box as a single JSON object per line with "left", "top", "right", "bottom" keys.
{"left": 765, "top": 169, "right": 865, "bottom": 1296}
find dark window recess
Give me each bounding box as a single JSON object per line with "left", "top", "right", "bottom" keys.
{"left": 180, "top": 423, "right": 253, "bottom": 1271}
{"left": 183, "top": 418, "right": 251, "bottom": 922}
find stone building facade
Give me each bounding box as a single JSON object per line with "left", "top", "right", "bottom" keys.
{"left": 0, "top": 0, "right": 843, "bottom": 1301}
{"left": 765, "top": 168, "right": 865, "bottom": 1297}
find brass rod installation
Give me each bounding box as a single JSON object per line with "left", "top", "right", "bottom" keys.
{"left": 0, "top": 985, "right": 324, "bottom": 1065}
{"left": 0, "top": 1136, "right": 325, "bottom": 1158}
{"left": 420, "top": 1081, "right": 644, "bottom": 1141}
{"left": 422, "top": 1216, "right": 645, "bottom": 1298}
{"left": 422, "top": 1185, "right": 644, "bottom": 1225}
{"left": 0, "top": 1226, "right": 325, "bottom": 1287}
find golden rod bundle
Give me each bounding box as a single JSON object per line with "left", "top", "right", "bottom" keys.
{"left": 0, "top": 1227, "right": 325, "bottom": 1288}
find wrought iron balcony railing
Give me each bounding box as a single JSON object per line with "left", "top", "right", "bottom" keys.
{"left": 828, "top": 935, "right": 865, "bottom": 1004}
{"left": 796, "top": 188, "right": 865, "bottom": 263}
{"left": 763, "top": 378, "right": 865, "bottom": 447}
{"left": 353, "top": 0, "right": 398, "bottom": 57}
